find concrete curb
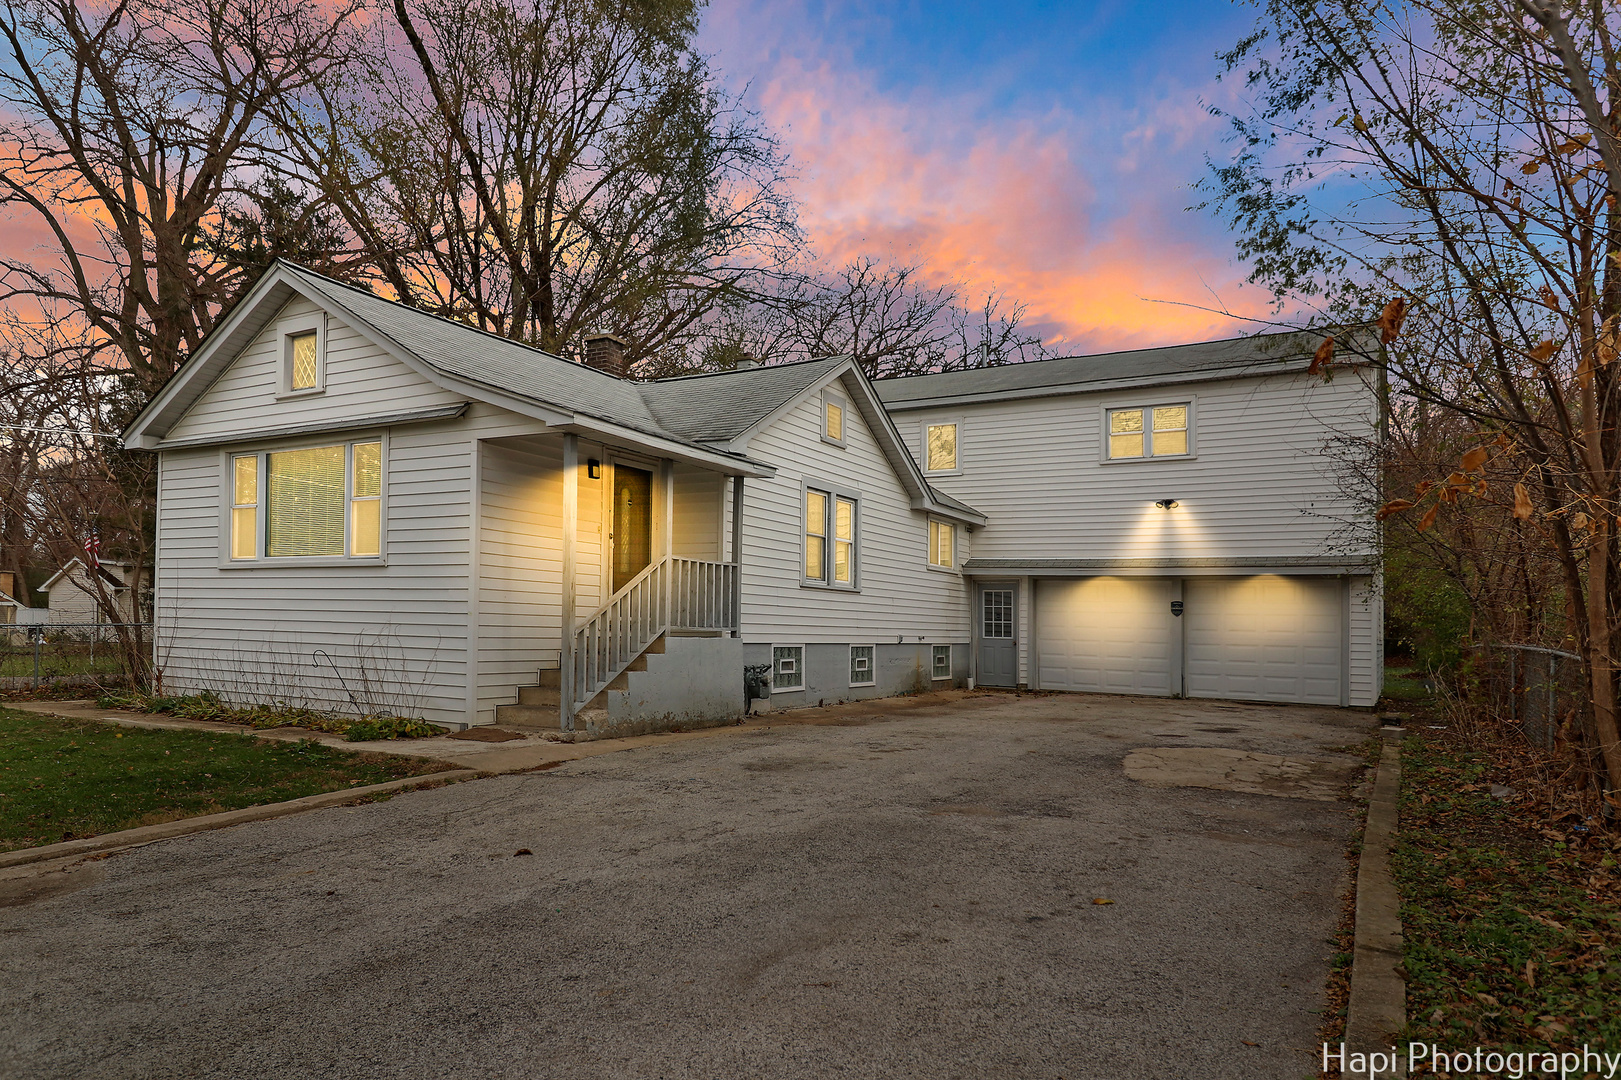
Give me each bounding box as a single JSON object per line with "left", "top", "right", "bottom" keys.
{"left": 0, "top": 769, "right": 479, "bottom": 870}
{"left": 1345, "top": 727, "right": 1407, "bottom": 1077}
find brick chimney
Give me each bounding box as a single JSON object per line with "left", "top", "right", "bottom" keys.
{"left": 583, "top": 332, "right": 628, "bottom": 377}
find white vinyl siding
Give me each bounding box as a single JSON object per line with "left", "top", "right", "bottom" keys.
{"left": 900, "top": 370, "right": 1378, "bottom": 565}
{"left": 163, "top": 294, "right": 464, "bottom": 443}
{"left": 153, "top": 418, "right": 476, "bottom": 727}
{"left": 737, "top": 377, "right": 970, "bottom": 645}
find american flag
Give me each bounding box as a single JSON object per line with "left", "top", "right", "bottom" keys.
{"left": 83, "top": 532, "right": 100, "bottom": 569}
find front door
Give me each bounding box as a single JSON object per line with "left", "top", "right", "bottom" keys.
{"left": 976, "top": 583, "right": 1018, "bottom": 687}
{"left": 611, "top": 465, "right": 653, "bottom": 594}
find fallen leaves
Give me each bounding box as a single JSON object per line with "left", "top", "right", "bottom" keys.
{"left": 1091, "top": 898, "right": 1114, "bottom": 906}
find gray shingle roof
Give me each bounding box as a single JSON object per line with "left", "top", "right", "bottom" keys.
{"left": 639, "top": 356, "right": 851, "bottom": 442}
{"left": 874, "top": 328, "right": 1338, "bottom": 407}
{"left": 286, "top": 265, "right": 662, "bottom": 433}
{"left": 285, "top": 265, "right": 852, "bottom": 449}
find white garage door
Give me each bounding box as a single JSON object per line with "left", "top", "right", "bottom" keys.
{"left": 1037, "top": 577, "right": 1174, "bottom": 696}
{"left": 1184, "top": 576, "right": 1342, "bottom": 705}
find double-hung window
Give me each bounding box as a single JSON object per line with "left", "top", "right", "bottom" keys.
{"left": 229, "top": 439, "right": 384, "bottom": 561}
{"left": 804, "top": 487, "right": 857, "bottom": 587}
{"left": 1106, "top": 404, "right": 1191, "bottom": 460}
{"left": 928, "top": 519, "right": 955, "bottom": 569}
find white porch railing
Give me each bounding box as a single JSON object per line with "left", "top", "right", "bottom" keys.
{"left": 566, "top": 556, "right": 739, "bottom": 726}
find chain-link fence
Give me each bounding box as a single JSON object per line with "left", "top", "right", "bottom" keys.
{"left": 1475, "top": 643, "right": 1586, "bottom": 750}
{"left": 0, "top": 623, "right": 152, "bottom": 689}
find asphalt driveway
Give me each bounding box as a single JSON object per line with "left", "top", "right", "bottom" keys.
{"left": 0, "top": 692, "right": 1371, "bottom": 1080}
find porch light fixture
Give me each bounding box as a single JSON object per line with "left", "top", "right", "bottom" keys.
{"left": 1155, "top": 498, "right": 1179, "bottom": 509}
{"left": 588, "top": 458, "right": 602, "bottom": 479}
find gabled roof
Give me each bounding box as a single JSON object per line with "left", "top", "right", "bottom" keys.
{"left": 640, "top": 356, "right": 851, "bottom": 443}
{"left": 40, "top": 559, "right": 135, "bottom": 593}
{"left": 875, "top": 328, "right": 1362, "bottom": 410}
{"left": 120, "top": 261, "right": 985, "bottom": 524}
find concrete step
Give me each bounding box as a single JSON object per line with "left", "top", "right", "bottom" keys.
{"left": 494, "top": 703, "right": 561, "bottom": 729}
{"left": 535, "top": 668, "right": 561, "bottom": 690}
{"left": 517, "top": 685, "right": 560, "bottom": 707}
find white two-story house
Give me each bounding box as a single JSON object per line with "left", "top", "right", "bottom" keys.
{"left": 122, "top": 261, "right": 1380, "bottom": 734}
{"left": 875, "top": 334, "right": 1382, "bottom": 708}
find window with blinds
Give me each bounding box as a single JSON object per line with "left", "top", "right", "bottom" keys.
{"left": 928, "top": 519, "right": 954, "bottom": 568}
{"left": 229, "top": 439, "right": 383, "bottom": 560}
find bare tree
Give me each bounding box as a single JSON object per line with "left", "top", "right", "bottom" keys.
{"left": 0, "top": 0, "right": 365, "bottom": 395}
{"left": 667, "top": 256, "right": 1044, "bottom": 379}
{"left": 290, "top": 0, "right": 800, "bottom": 365}
{"left": 1200, "top": 0, "right": 1621, "bottom": 796}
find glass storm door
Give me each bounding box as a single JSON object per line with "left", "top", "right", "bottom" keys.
{"left": 612, "top": 465, "right": 653, "bottom": 594}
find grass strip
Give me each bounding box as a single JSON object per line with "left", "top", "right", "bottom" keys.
{"left": 0, "top": 707, "right": 452, "bottom": 851}
{"left": 1393, "top": 734, "right": 1621, "bottom": 1058}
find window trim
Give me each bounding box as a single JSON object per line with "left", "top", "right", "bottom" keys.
{"left": 821, "top": 389, "right": 847, "bottom": 447}
{"left": 771, "top": 644, "right": 806, "bottom": 693}
{"left": 800, "top": 481, "right": 861, "bottom": 590}
{"left": 848, "top": 644, "right": 876, "bottom": 688}
{"left": 921, "top": 417, "right": 963, "bottom": 476}
{"left": 926, "top": 517, "right": 957, "bottom": 573}
{"left": 931, "top": 644, "right": 953, "bottom": 681}
{"left": 218, "top": 432, "right": 388, "bottom": 568}
{"left": 276, "top": 314, "right": 327, "bottom": 398}
{"left": 1099, "top": 398, "right": 1197, "bottom": 463}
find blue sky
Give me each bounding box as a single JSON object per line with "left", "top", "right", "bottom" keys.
{"left": 698, "top": 0, "right": 1283, "bottom": 351}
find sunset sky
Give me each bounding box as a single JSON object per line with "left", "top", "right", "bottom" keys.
{"left": 699, "top": 0, "right": 1286, "bottom": 355}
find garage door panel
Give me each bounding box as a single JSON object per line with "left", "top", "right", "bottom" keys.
{"left": 1185, "top": 577, "right": 1342, "bottom": 706}
{"left": 1037, "top": 577, "right": 1172, "bottom": 696}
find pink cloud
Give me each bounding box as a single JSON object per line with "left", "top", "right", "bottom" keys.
{"left": 709, "top": 9, "right": 1280, "bottom": 354}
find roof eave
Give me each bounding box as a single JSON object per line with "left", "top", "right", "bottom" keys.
{"left": 878, "top": 357, "right": 1318, "bottom": 412}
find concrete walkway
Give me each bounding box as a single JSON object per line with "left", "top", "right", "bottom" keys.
{"left": 2, "top": 692, "right": 1369, "bottom": 1080}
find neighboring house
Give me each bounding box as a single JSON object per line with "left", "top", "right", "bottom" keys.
{"left": 39, "top": 560, "right": 145, "bottom": 627}
{"left": 121, "top": 261, "right": 1381, "bottom": 733}
{"left": 122, "top": 262, "right": 981, "bottom": 734}
{"left": 874, "top": 333, "right": 1383, "bottom": 707}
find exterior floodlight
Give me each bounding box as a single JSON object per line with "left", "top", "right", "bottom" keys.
{"left": 1155, "top": 498, "right": 1179, "bottom": 509}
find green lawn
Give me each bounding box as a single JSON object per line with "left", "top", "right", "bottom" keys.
{"left": 1382, "top": 662, "right": 1437, "bottom": 705}
{"left": 1393, "top": 736, "right": 1621, "bottom": 1055}
{"left": 0, "top": 648, "right": 125, "bottom": 678}
{"left": 0, "top": 708, "right": 454, "bottom": 851}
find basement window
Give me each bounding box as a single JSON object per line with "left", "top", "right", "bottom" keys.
{"left": 773, "top": 645, "right": 805, "bottom": 692}
{"left": 849, "top": 645, "right": 875, "bottom": 687}
{"left": 932, "top": 645, "right": 952, "bottom": 681}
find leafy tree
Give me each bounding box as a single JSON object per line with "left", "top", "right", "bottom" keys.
{"left": 1200, "top": 0, "right": 1621, "bottom": 795}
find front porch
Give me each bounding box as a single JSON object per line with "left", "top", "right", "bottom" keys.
{"left": 474, "top": 430, "right": 749, "bottom": 736}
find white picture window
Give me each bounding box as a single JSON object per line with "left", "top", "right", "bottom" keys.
{"left": 925, "top": 422, "right": 958, "bottom": 473}
{"left": 849, "top": 645, "right": 875, "bottom": 687}
{"left": 932, "top": 645, "right": 952, "bottom": 680}
{"left": 928, "top": 519, "right": 955, "bottom": 569}
{"left": 229, "top": 439, "right": 383, "bottom": 560}
{"left": 1107, "top": 404, "right": 1191, "bottom": 460}
{"left": 804, "top": 487, "right": 858, "bottom": 587}
{"left": 773, "top": 645, "right": 804, "bottom": 691}
{"left": 823, "top": 391, "right": 846, "bottom": 445}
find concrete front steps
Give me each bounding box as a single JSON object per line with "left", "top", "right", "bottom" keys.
{"left": 495, "top": 634, "right": 745, "bottom": 738}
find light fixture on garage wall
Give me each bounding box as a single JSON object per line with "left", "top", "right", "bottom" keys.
{"left": 1155, "top": 498, "right": 1179, "bottom": 509}
{"left": 588, "top": 458, "right": 602, "bottom": 479}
